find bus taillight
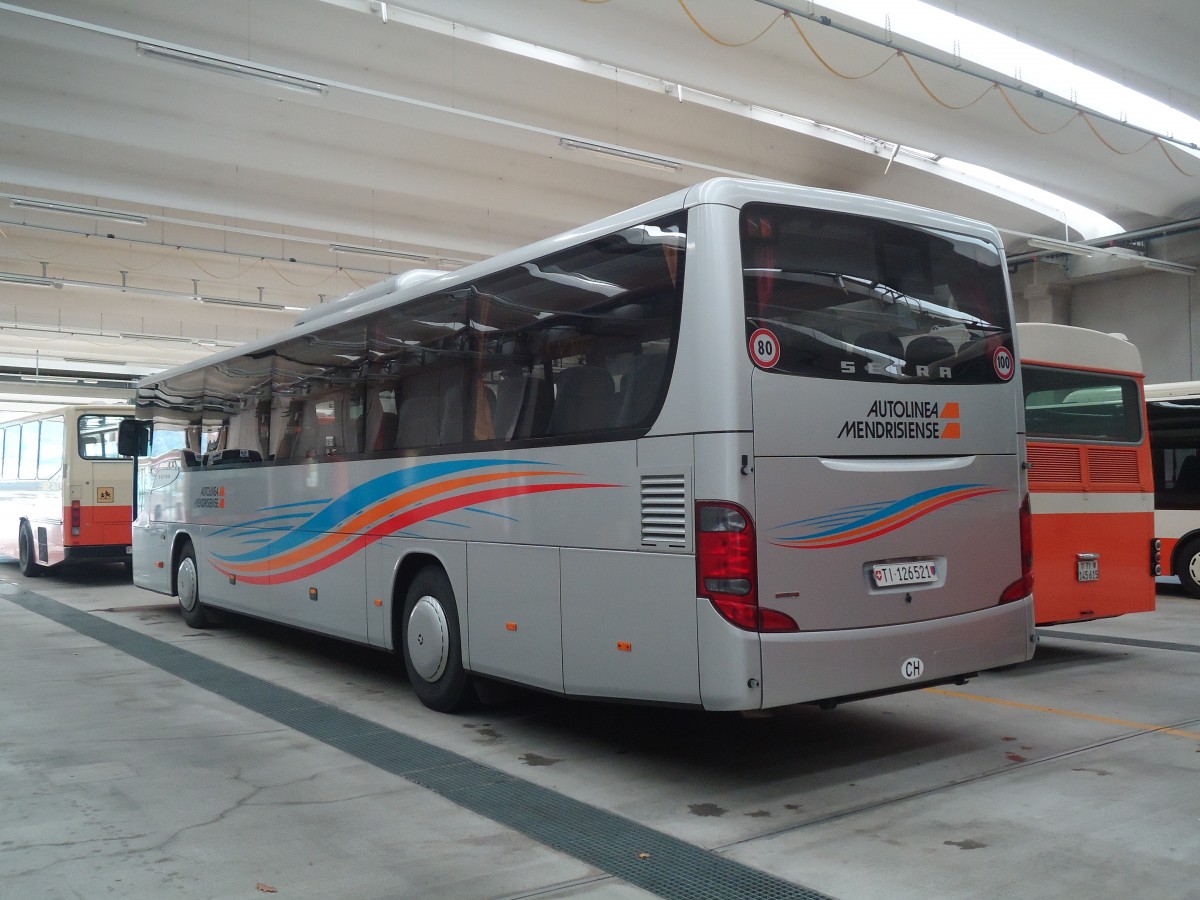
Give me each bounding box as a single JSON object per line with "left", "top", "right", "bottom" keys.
{"left": 999, "top": 495, "right": 1034, "bottom": 604}
{"left": 697, "top": 501, "right": 798, "bottom": 633}
{"left": 71, "top": 500, "right": 81, "bottom": 537}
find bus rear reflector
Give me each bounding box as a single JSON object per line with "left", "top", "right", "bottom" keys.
{"left": 71, "top": 500, "right": 81, "bottom": 537}
{"left": 999, "top": 494, "right": 1033, "bottom": 604}
{"left": 697, "top": 501, "right": 799, "bottom": 633}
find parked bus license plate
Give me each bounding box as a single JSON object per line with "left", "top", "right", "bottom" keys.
{"left": 872, "top": 560, "right": 937, "bottom": 588}
{"left": 1077, "top": 558, "right": 1099, "bottom": 582}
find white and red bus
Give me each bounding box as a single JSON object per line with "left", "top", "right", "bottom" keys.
{"left": 1018, "top": 323, "right": 1156, "bottom": 624}
{"left": 123, "top": 178, "right": 1035, "bottom": 712}
{"left": 0, "top": 404, "right": 134, "bottom": 576}
{"left": 1144, "top": 380, "right": 1200, "bottom": 596}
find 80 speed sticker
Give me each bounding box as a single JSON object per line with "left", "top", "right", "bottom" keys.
{"left": 749, "top": 327, "right": 780, "bottom": 368}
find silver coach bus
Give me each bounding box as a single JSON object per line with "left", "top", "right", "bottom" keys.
{"left": 124, "top": 178, "right": 1035, "bottom": 712}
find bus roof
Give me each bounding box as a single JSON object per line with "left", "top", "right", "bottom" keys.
{"left": 1144, "top": 380, "right": 1200, "bottom": 402}
{"left": 136, "top": 177, "right": 1005, "bottom": 390}
{"left": 1016, "top": 322, "right": 1143, "bottom": 374}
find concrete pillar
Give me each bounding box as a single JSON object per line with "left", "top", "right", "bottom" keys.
{"left": 1022, "top": 281, "right": 1070, "bottom": 323}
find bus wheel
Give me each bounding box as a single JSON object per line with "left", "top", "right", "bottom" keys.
{"left": 1178, "top": 538, "right": 1200, "bottom": 599}
{"left": 175, "top": 540, "right": 212, "bottom": 628}
{"left": 401, "top": 566, "right": 473, "bottom": 712}
{"left": 18, "top": 523, "right": 41, "bottom": 578}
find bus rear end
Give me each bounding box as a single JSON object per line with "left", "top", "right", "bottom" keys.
{"left": 65, "top": 409, "right": 136, "bottom": 566}
{"left": 700, "top": 189, "right": 1034, "bottom": 709}
{"left": 1019, "top": 324, "right": 1155, "bottom": 625}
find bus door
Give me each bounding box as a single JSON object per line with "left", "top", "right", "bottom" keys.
{"left": 73, "top": 412, "right": 135, "bottom": 552}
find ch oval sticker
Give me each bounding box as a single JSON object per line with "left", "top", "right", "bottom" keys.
{"left": 901, "top": 657, "right": 925, "bottom": 681}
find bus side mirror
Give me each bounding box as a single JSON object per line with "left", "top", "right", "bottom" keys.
{"left": 118, "top": 419, "right": 150, "bottom": 457}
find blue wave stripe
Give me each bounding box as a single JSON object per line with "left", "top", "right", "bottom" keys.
{"left": 772, "top": 483, "right": 984, "bottom": 542}
{"left": 213, "top": 458, "right": 553, "bottom": 564}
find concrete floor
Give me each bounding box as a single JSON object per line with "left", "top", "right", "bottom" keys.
{"left": 1, "top": 563, "right": 1197, "bottom": 900}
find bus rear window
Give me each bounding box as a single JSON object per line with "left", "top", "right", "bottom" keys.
{"left": 1024, "top": 366, "right": 1142, "bottom": 443}
{"left": 79, "top": 414, "right": 132, "bottom": 460}
{"left": 741, "top": 203, "right": 1013, "bottom": 384}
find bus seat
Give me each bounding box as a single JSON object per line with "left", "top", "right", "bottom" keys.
{"left": 616, "top": 354, "right": 668, "bottom": 427}
{"left": 369, "top": 411, "right": 398, "bottom": 451}
{"left": 439, "top": 383, "right": 497, "bottom": 444}
{"left": 207, "top": 448, "right": 262, "bottom": 466}
{"left": 906, "top": 334, "right": 956, "bottom": 367}
{"left": 547, "top": 365, "right": 617, "bottom": 435}
{"left": 1176, "top": 455, "right": 1200, "bottom": 491}
{"left": 494, "top": 368, "right": 528, "bottom": 440}
{"left": 495, "top": 369, "right": 553, "bottom": 440}
{"left": 856, "top": 330, "right": 904, "bottom": 359}
{"left": 394, "top": 395, "right": 441, "bottom": 449}
{"left": 290, "top": 403, "right": 324, "bottom": 457}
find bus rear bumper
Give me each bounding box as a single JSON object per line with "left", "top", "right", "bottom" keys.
{"left": 63, "top": 544, "right": 132, "bottom": 563}
{"left": 698, "top": 595, "right": 1036, "bottom": 711}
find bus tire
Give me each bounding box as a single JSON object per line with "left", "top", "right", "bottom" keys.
{"left": 401, "top": 565, "right": 474, "bottom": 712}
{"left": 175, "top": 540, "right": 213, "bottom": 629}
{"left": 18, "top": 523, "right": 41, "bottom": 578}
{"left": 1177, "top": 538, "right": 1200, "bottom": 599}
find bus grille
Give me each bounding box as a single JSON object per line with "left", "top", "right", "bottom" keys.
{"left": 640, "top": 473, "right": 688, "bottom": 548}
{"left": 1086, "top": 447, "right": 1142, "bottom": 484}
{"left": 1027, "top": 445, "right": 1082, "bottom": 482}
{"left": 1028, "top": 444, "right": 1144, "bottom": 487}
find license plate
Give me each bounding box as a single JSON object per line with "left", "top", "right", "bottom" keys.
{"left": 1077, "top": 558, "right": 1099, "bottom": 582}
{"left": 871, "top": 560, "right": 938, "bottom": 588}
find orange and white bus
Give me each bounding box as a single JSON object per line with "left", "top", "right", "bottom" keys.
{"left": 0, "top": 404, "right": 135, "bottom": 576}
{"left": 1018, "top": 323, "right": 1156, "bottom": 624}
{"left": 1144, "top": 380, "right": 1200, "bottom": 596}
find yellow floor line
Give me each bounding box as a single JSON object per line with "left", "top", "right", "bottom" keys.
{"left": 923, "top": 687, "right": 1200, "bottom": 740}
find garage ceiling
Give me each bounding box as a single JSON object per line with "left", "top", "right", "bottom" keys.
{"left": 1, "top": 0, "right": 1198, "bottom": 412}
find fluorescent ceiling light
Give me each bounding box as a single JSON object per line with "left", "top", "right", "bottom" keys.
{"left": 200, "top": 296, "right": 286, "bottom": 311}
{"left": 10, "top": 198, "right": 147, "bottom": 226}
{"left": 815, "top": 0, "right": 1200, "bottom": 153}
{"left": 119, "top": 332, "right": 195, "bottom": 344}
{"left": 559, "top": 138, "right": 682, "bottom": 172}
{"left": 353, "top": 2, "right": 1115, "bottom": 237}
{"left": 1025, "top": 238, "right": 1195, "bottom": 275}
{"left": 0, "top": 271, "right": 63, "bottom": 288}
{"left": 1026, "top": 237, "right": 1094, "bottom": 258}
{"left": 329, "top": 243, "right": 430, "bottom": 262}
{"left": 1141, "top": 258, "right": 1196, "bottom": 275}
{"left": 135, "top": 42, "right": 329, "bottom": 96}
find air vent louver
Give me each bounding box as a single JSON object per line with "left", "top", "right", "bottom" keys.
{"left": 641, "top": 473, "right": 688, "bottom": 548}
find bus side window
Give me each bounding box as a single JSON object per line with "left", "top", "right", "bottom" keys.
{"left": 1, "top": 424, "right": 17, "bottom": 479}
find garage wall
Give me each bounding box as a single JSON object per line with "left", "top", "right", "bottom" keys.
{"left": 1011, "top": 231, "right": 1200, "bottom": 385}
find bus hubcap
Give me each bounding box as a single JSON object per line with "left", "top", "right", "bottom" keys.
{"left": 178, "top": 559, "right": 198, "bottom": 611}
{"left": 407, "top": 596, "right": 449, "bottom": 682}
{"left": 1189, "top": 554, "right": 1200, "bottom": 585}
